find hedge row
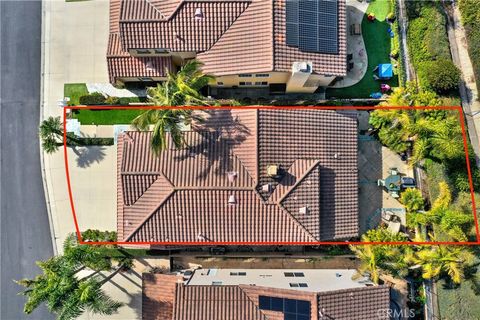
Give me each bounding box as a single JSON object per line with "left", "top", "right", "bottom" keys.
{"left": 78, "top": 93, "right": 147, "bottom": 105}
{"left": 406, "top": 2, "right": 460, "bottom": 93}
{"left": 458, "top": 0, "right": 480, "bottom": 97}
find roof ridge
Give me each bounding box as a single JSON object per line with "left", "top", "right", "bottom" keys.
{"left": 277, "top": 204, "right": 318, "bottom": 242}
{"left": 123, "top": 175, "right": 175, "bottom": 241}
{"left": 277, "top": 160, "right": 320, "bottom": 204}
{"left": 202, "top": 1, "right": 252, "bottom": 51}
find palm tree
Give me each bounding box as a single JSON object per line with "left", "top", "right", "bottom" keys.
{"left": 350, "top": 228, "right": 410, "bottom": 284}
{"left": 132, "top": 59, "right": 213, "bottom": 153}
{"left": 16, "top": 234, "right": 130, "bottom": 319}
{"left": 411, "top": 245, "right": 475, "bottom": 284}
{"left": 39, "top": 116, "right": 82, "bottom": 154}
{"left": 39, "top": 116, "right": 64, "bottom": 154}
{"left": 400, "top": 188, "right": 424, "bottom": 213}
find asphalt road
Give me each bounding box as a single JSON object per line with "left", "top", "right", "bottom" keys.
{"left": 1, "top": 1, "right": 55, "bottom": 319}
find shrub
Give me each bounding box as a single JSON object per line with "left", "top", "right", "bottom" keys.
{"left": 105, "top": 96, "right": 120, "bottom": 105}
{"left": 420, "top": 60, "right": 461, "bottom": 93}
{"left": 79, "top": 92, "right": 106, "bottom": 105}
{"left": 81, "top": 229, "right": 117, "bottom": 242}
{"left": 400, "top": 188, "right": 425, "bottom": 213}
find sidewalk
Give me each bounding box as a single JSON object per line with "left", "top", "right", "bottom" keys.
{"left": 41, "top": 1, "right": 145, "bottom": 319}
{"left": 444, "top": 2, "right": 480, "bottom": 167}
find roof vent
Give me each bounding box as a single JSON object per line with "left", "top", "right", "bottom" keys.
{"left": 262, "top": 183, "right": 272, "bottom": 192}
{"left": 146, "top": 60, "right": 154, "bottom": 71}
{"left": 267, "top": 165, "right": 282, "bottom": 179}
{"left": 194, "top": 8, "right": 204, "bottom": 20}
{"left": 227, "top": 171, "right": 238, "bottom": 183}
{"left": 333, "top": 153, "right": 339, "bottom": 159}
{"left": 228, "top": 194, "right": 236, "bottom": 205}
{"left": 299, "top": 206, "right": 309, "bottom": 214}
{"left": 197, "top": 233, "right": 206, "bottom": 240}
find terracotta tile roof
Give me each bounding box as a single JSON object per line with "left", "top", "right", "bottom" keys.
{"left": 119, "top": 0, "right": 251, "bottom": 52}
{"left": 174, "top": 284, "right": 267, "bottom": 320}
{"left": 107, "top": 0, "right": 346, "bottom": 80}
{"left": 117, "top": 109, "right": 358, "bottom": 243}
{"left": 318, "top": 286, "right": 391, "bottom": 320}
{"left": 273, "top": 0, "right": 347, "bottom": 76}
{"left": 196, "top": 0, "right": 274, "bottom": 76}
{"left": 107, "top": 34, "right": 174, "bottom": 83}
{"left": 142, "top": 273, "right": 181, "bottom": 320}
{"left": 142, "top": 275, "right": 391, "bottom": 320}
{"left": 257, "top": 110, "right": 358, "bottom": 240}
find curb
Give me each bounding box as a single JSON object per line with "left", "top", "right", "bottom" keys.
{"left": 39, "top": 0, "right": 58, "bottom": 255}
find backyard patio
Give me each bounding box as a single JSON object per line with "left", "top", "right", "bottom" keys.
{"left": 357, "top": 117, "right": 414, "bottom": 235}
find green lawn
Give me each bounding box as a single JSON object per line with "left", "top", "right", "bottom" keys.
{"left": 327, "top": 0, "right": 399, "bottom": 99}
{"left": 64, "top": 83, "right": 88, "bottom": 106}
{"left": 72, "top": 109, "right": 145, "bottom": 125}
{"left": 437, "top": 252, "right": 480, "bottom": 320}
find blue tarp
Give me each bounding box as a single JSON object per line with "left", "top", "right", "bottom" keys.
{"left": 379, "top": 63, "right": 393, "bottom": 78}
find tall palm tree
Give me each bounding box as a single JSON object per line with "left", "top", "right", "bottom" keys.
{"left": 411, "top": 245, "right": 475, "bottom": 284}
{"left": 39, "top": 116, "right": 64, "bottom": 154}
{"left": 350, "top": 228, "right": 410, "bottom": 284}
{"left": 16, "top": 234, "right": 130, "bottom": 319}
{"left": 400, "top": 188, "right": 425, "bottom": 213}
{"left": 132, "top": 59, "right": 213, "bottom": 153}
{"left": 39, "top": 116, "right": 82, "bottom": 154}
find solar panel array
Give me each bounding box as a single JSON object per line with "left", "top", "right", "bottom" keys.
{"left": 258, "top": 295, "right": 311, "bottom": 320}
{"left": 286, "top": 0, "right": 339, "bottom": 54}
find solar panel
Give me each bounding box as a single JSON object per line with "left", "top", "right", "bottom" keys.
{"left": 286, "top": 0, "right": 299, "bottom": 46}
{"left": 258, "top": 296, "right": 311, "bottom": 320}
{"left": 285, "top": 0, "right": 339, "bottom": 54}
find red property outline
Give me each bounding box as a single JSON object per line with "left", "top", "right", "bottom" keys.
{"left": 63, "top": 105, "right": 479, "bottom": 246}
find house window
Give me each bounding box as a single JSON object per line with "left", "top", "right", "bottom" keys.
{"left": 212, "top": 281, "right": 223, "bottom": 285}
{"left": 284, "top": 272, "right": 305, "bottom": 277}
{"left": 239, "top": 74, "right": 252, "bottom": 77}
{"left": 138, "top": 77, "right": 154, "bottom": 82}
{"left": 230, "top": 272, "right": 247, "bottom": 276}
{"left": 136, "top": 49, "right": 151, "bottom": 54}
{"left": 255, "top": 81, "right": 268, "bottom": 86}
{"left": 154, "top": 48, "right": 169, "bottom": 54}
{"left": 217, "top": 82, "right": 224, "bottom": 86}
{"left": 256, "top": 73, "right": 270, "bottom": 77}
{"left": 239, "top": 82, "right": 252, "bottom": 86}
{"left": 289, "top": 283, "right": 308, "bottom": 288}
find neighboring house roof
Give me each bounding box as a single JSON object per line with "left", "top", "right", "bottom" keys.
{"left": 107, "top": 0, "right": 347, "bottom": 80}
{"left": 107, "top": 33, "right": 174, "bottom": 84}
{"left": 117, "top": 109, "right": 358, "bottom": 243}
{"left": 142, "top": 274, "right": 391, "bottom": 320}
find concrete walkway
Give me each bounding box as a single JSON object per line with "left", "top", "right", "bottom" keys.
{"left": 332, "top": 0, "right": 369, "bottom": 88}
{"left": 444, "top": 2, "right": 480, "bottom": 167}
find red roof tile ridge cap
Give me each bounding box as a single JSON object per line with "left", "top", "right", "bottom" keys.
{"left": 200, "top": 0, "right": 253, "bottom": 52}
{"left": 277, "top": 204, "right": 318, "bottom": 242}
{"left": 317, "top": 284, "right": 389, "bottom": 295}
{"left": 172, "top": 186, "right": 255, "bottom": 191}
{"left": 230, "top": 151, "right": 257, "bottom": 186}
{"left": 270, "top": 159, "right": 320, "bottom": 204}
{"left": 236, "top": 285, "right": 270, "bottom": 319}
{"left": 123, "top": 187, "right": 176, "bottom": 241}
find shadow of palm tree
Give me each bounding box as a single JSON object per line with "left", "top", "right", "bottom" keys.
{"left": 70, "top": 146, "right": 107, "bottom": 168}
{"left": 175, "top": 110, "right": 251, "bottom": 180}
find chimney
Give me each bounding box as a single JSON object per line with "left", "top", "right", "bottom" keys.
{"left": 267, "top": 165, "right": 282, "bottom": 179}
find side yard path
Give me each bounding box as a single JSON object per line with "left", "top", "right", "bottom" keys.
{"left": 443, "top": 1, "right": 480, "bottom": 167}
